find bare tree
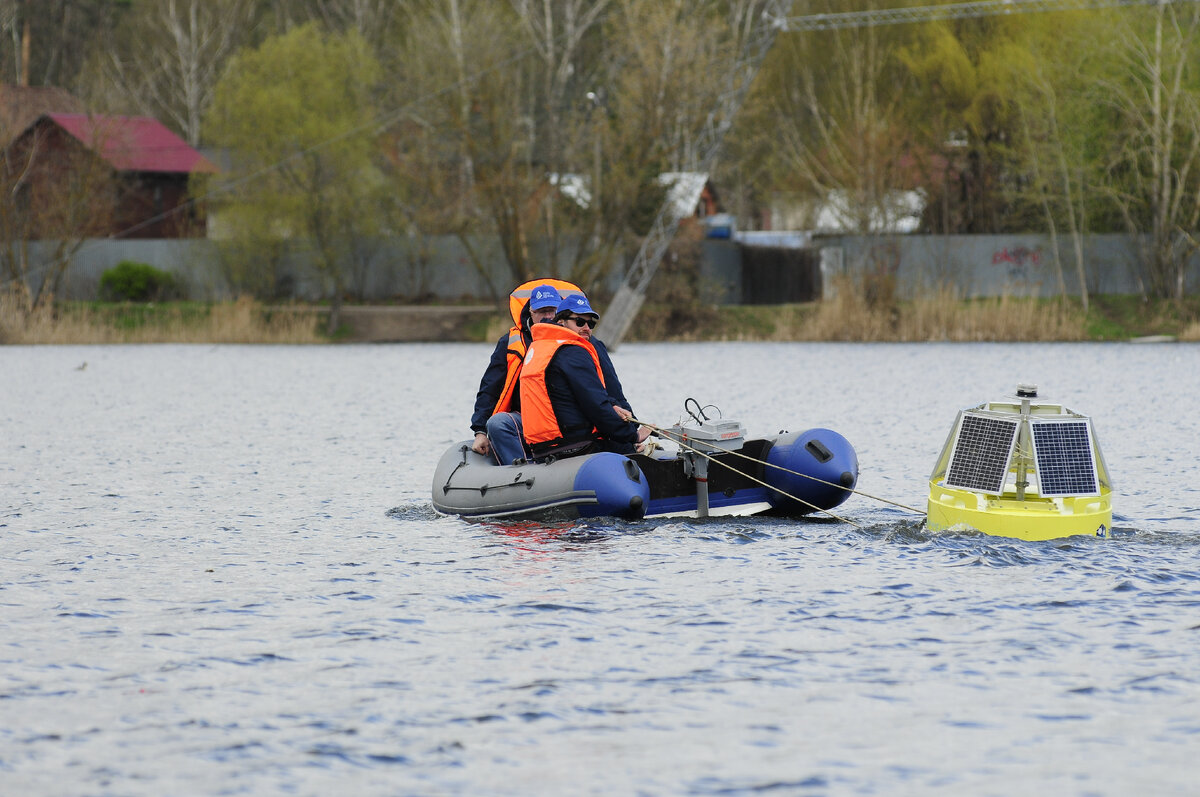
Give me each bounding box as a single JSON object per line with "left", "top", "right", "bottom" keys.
{"left": 0, "top": 117, "right": 116, "bottom": 306}
{"left": 766, "top": 17, "right": 916, "bottom": 235}
{"left": 510, "top": 0, "right": 609, "bottom": 150}
{"left": 102, "top": 0, "right": 257, "bottom": 146}
{"left": 509, "top": 0, "right": 609, "bottom": 265}
{"left": 1001, "top": 19, "right": 1106, "bottom": 312}
{"left": 0, "top": 0, "right": 24, "bottom": 84}
{"left": 440, "top": 0, "right": 481, "bottom": 216}
{"left": 380, "top": 0, "right": 745, "bottom": 293}
{"left": 1099, "top": 2, "right": 1200, "bottom": 299}
{"left": 306, "top": 0, "right": 403, "bottom": 45}
{"left": 1, "top": 1, "right": 107, "bottom": 87}
{"left": 376, "top": 0, "right": 488, "bottom": 297}
{"left": 559, "top": 0, "right": 739, "bottom": 288}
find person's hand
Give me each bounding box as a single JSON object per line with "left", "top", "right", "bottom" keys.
{"left": 471, "top": 432, "right": 491, "bottom": 455}
{"left": 613, "top": 405, "right": 633, "bottom": 423}
{"left": 636, "top": 424, "right": 651, "bottom": 443}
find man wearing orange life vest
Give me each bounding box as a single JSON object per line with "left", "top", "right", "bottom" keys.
{"left": 469, "top": 282, "right": 565, "bottom": 464}
{"left": 519, "top": 293, "right": 651, "bottom": 459}
{"left": 471, "top": 280, "right": 640, "bottom": 465}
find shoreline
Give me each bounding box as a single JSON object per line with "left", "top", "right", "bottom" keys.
{"left": 3, "top": 296, "right": 1199, "bottom": 344}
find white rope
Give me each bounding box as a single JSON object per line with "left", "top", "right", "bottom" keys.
{"left": 635, "top": 420, "right": 863, "bottom": 528}
{"left": 634, "top": 416, "right": 926, "bottom": 518}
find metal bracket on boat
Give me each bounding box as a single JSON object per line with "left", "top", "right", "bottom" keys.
{"left": 681, "top": 451, "right": 712, "bottom": 518}
{"left": 673, "top": 417, "right": 746, "bottom": 518}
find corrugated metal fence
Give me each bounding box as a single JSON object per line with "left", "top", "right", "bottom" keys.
{"left": 16, "top": 232, "right": 1199, "bottom": 303}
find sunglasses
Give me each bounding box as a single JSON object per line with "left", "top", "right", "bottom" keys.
{"left": 566, "top": 315, "right": 598, "bottom": 329}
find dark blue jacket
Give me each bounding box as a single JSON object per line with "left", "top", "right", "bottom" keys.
{"left": 593, "top": 338, "right": 633, "bottom": 415}
{"left": 544, "top": 343, "right": 639, "bottom": 454}
{"left": 471, "top": 329, "right": 632, "bottom": 434}
{"left": 470, "top": 332, "right": 513, "bottom": 434}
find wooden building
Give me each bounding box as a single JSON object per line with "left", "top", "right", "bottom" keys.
{"left": 3, "top": 106, "right": 217, "bottom": 239}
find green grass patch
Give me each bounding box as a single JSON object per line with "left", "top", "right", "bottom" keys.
{"left": 1086, "top": 295, "right": 1200, "bottom": 339}
{"left": 462, "top": 312, "right": 501, "bottom": 342}
{"left": 58, "top": 301, "right": 214, "bottom": 330}
{"left": 714, "top": 304, "right": 783, "bottom": 338}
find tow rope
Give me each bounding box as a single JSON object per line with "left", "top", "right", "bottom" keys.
{"left": 632, "top": 416, "right": 926, "bottom": 519}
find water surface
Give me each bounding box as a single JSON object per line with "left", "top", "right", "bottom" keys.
{"left": 2, "top": 342, "right": 1198, "bottom": 795}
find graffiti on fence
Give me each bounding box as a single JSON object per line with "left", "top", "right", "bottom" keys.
{"left": 991, "top": 246, "right": 1043, "bottom": 278}
{"left": 992, "top": 246, "right": 1042, "bottom": 267}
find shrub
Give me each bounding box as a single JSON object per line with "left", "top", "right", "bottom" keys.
{"left": 99, "top": 261, "right": 179, "bottom": 302}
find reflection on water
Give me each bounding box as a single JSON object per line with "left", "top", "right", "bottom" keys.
{"left": 2, "top": 342, "right": 1198, "bottom": 795}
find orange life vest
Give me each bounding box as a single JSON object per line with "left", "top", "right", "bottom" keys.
{"left": 491, "top": 326, "right": 528, "bottom": 415}
{"left": 519, "top": 323, "right": 606, "bottom": 451}
{"left": 492, "top": 277, "right": 583, "bottom": 416}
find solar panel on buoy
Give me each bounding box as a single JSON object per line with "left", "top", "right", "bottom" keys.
{"left": 1030, "top": 419, "right": 1100, "bottom": 496}
{"left": 944, "top": 413, "right": 1019, "bottom": 494}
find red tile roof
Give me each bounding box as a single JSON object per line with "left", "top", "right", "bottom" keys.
{"left": 46, "top": 113, "right": 218, "bottom": 174}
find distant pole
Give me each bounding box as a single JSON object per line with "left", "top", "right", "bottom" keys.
{"left": 20, "top": 6, "right": 31, "bottom": 86}
{"left": 587, "top": 91, "right": 603, "bottom": 251}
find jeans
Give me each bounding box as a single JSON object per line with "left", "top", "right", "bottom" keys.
{"left": 486, "top": 411, "right": 529, "bottom": 465}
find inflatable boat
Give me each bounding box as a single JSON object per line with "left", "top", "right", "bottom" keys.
{"left": 432, "top": 415, "right": 858, "bottom": 521}
{"left": 925, "top": 383, "right": 1113, "bottom": 541}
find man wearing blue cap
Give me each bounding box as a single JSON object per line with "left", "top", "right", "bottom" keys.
{"left": 469, "top": 281, "right": 564, "bottom": 464}
{"left": 519, "top": 293, "right": 651, "bottom": 459}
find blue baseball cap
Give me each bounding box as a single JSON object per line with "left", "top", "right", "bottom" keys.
{"left": 528, "top": 284, "right": 562, "bottom": 311}
{"left": 556, "top": 293, "right": 598, "bottom": 318}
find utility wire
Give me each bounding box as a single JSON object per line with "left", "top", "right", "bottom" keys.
{"left": 782, "top": 0, "right": 1200, "bottom": 32}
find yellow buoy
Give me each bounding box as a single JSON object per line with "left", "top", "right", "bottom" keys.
{"left": 925, "top": 383, "right": 1113, "bottom": 541}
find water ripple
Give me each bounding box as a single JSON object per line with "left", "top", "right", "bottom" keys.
{"left": 4, "top": 342, "right": 1199, "bottom": 796}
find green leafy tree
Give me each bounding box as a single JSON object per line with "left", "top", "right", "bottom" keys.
{"left": 761, "top": 14, "right": 918, "bottom": 234}
{"left": 897, "top": 17, "right": 1038, "bottom": 234}
{"left": 993, "top": 13, "right": 1116, "bottom": 311}
{"left": 203, "top": 22, "right": 384, "bottom": 331}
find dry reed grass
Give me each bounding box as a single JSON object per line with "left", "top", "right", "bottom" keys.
{"left": 0, "top": 292, "right": 321, "bottom": 344}
{"left": 1178, "top": 321, "right": 1200, "bottom": 342}
{"left": 762, "top": 280, "right": 1089, "bottom": 342}
{"left": 0, "top": 282, "right": 1165, "bottom": 345}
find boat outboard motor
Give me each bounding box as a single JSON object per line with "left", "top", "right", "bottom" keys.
{"left": 674, "top": 418, "right": 746, "bottom": 517}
